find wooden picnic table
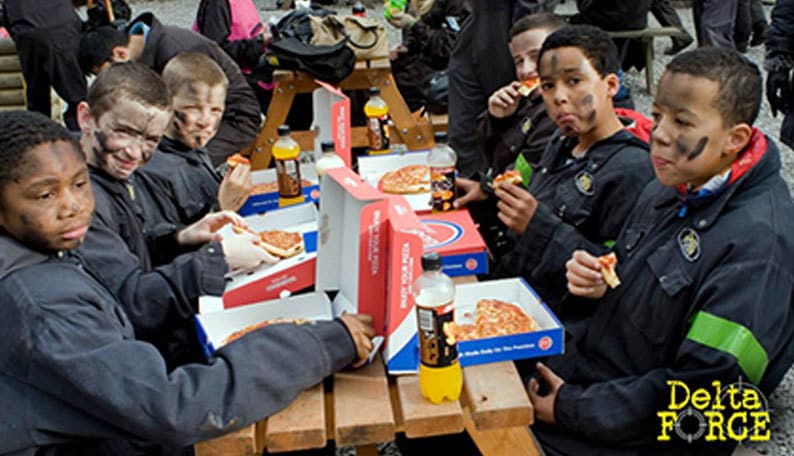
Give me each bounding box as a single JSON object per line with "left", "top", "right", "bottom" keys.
{"left": 194, "top": 275, "right": 543, "bottom": 455}
{"left": 245, "top": 58, "right": 447, "bottom": 170}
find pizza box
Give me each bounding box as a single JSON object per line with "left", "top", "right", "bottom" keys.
{"left": 386, "top": 277, "right": 564, "bottom": 374}
{"left": 195, "top": 292, "right": 334, "bottom": 359}
{"left": 311, "top": 81, "right": 352, "bottom": 167}
{"left": 238, "top": 164, "right": 320, "bottom": 216}
{"left": 357, "top": 151, "right": 432, "bottom": 213}
{"left": 199, "top": 202, "right": 319, "bottom": 312}
{"left": 417, "top": 210, "right": 488, "bottom": 277}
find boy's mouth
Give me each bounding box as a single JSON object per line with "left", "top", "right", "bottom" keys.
{"left": 651, "top": 155, "right": 673, "bottom": 168}
{"left": 61, "top": 224, "right": 89, "bottom": 241}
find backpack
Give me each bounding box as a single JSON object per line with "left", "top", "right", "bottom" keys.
{"left": 263, "top": 7, "right": 356, "bottom": 84}
{"left": 83, "top": 0, "right": 132, "bottom": 30}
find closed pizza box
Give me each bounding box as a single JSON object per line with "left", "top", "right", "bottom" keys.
{"left": 386, "top": 278, "right": 565, "bottom": 374}
{"left": 195, "top": 292, "right": 334, "bottom": 359}
{"left": 238, "top": 164, "right": 320, "bottom": 216}
{"left": 357, "top": 151, "right": 432, "bottom": 213}
{"left": 312, "top": 80, "right": 352, "bottom": 167}
{"left": 417, "top": 210, "right": 488, "bottom": 277}
{"left": 199, "top": 202, "right": 319, "bottom": 313}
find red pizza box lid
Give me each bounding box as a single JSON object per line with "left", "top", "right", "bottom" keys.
{"left": 417, "top": 209, "right": 487, "bottom": 256}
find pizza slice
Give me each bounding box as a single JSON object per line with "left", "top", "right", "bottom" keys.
{"left": 475, "top": 299, "right": 540, "bottom": 339}
{"left": 223, "top": 318, "right": 309, "bottom": 345}
{"left": 257, "top": 230, "right": 305, "bottom": 258}
{"left": 379, "top": 164, "right": 431, "bottom": 194}
{"left": 597, "top": 252, "right": 621, "bottom": 289}
{"left": 227, "top": 153, "right": 250, "bottom": 169}
{"left": 517, "top": 76, "right": 540, "bottom": 97}
{"left": 492, "top": 169, "right": 523, "bottom": 189}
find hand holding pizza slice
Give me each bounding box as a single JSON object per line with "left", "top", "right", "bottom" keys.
{"left": 597, "top": 252, "right": 621, "bottom": 289}
{"left": 517, "top": 76, "right": 540, "bottom": 97}
{"left": 492, "top": 169, "right": 523, "bottom": 189}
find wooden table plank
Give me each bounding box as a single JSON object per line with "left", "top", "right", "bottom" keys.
{"left": 264, "top": 383, "right": 326, "bottom": 452}
{"left": 395, "top": 375, "right": 465, "bottom": 438}
{"left": 333, "top": 354, "right": 395, "bottom": 446}
{"left": 463, "top": 362, "right": 534, "bottom": 430}
{"left": 194, "top": 425, "right": 258, "bottom": 456}
{"left": 463, "top": 410, "right": 542, "bottom": 456}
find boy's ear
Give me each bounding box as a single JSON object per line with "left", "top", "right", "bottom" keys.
{"left": 76, "top": 101, "right": 94, "bottom": 135}
{"left": 111, "top": 45, "right": 130, "bottom": 62}
{"left": 605, "top": 73, "right": 621, "bottom": 99}
{"left": 723, "top": 123, "right": 754, "bottom": 159}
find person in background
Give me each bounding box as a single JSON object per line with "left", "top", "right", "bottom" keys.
{"left": 764, "top": 0, "right": 794, "bottom": 151}
{"left": 650, "top": 0, "right": 694, "bottom": 55}
{"left": 692, "top": 0, "right": 739, "bottom": 48}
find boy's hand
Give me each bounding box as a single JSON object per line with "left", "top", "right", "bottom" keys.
{"left": 495, "top": 183, "right": 537, "bottom": 235}
{"left": 220, "top": 228, "right": 279, "bottom": 271}
{"left": 488, "top": 81, "right": 522, "bottom": 119}
{"left": 177, "top": 211, "right": 245, "bottom": 245}
{"left": 388, "top": 12, "right": 416, "bottom": 29}
{"left": 218, "top": 162, "right": 253, "bottom": 211}
{"left": 565, "top": 250, "right": 607, "bottom": 299}
{"left": 766, "top": 68, "right": 792, "bottom": 117}
{"left": 339, "top": 313, "right": 377, "bottom": 368}
{"left": 454, "top": 177, "right": 487, "bottom": 208}
{"left": 527, "top": 362, "right": 565, "bottom": 425}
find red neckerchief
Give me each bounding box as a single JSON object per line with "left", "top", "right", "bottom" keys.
{"left": 676, "top": 128, "right": 767, "bottom": 196}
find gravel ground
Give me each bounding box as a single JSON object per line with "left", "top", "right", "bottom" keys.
{"left": 128, "top": 1, "right": 792, "bottom": 454}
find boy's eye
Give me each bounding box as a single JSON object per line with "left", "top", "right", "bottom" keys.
{"left": 74, "top": 179, "right": 87, "bottom": 189}
{"left": 674, "top": 118, "right": 692, "bottom": 127}
{"left": 568, "top": 77, "right": 580, "bottom": 85}
{"left": 540, "top": 82, "right": 554, "bottom": 91}
{"left": 38, "top": 191, "right": 54, "bottom": 200}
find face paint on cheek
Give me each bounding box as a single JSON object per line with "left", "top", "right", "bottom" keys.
{"left": 686, "top": 136, "right": 709, "bottom": 161}
{"left": 93, "top": 130, "right": 116, "bottom": 158}
{"left": 173, "top": 109, "right": 188, "bottom": 126}
{"left": 550, "top": 53, "right": 559, "bottom": 74}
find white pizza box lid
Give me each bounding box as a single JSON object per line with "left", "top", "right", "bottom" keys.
{"left": 357, "top": 151, "right": 431, "bottom": 213}
{"left": 199, "top": 202, "right": 319, "bottom": 313}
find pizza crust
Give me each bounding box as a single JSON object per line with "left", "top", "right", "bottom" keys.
{"left": 518, "top": 77, "right": 540, "bottom": 97}
{"left": 227, "top": 153, "right": 250, "bottom": 169}
{"left": 492, "top": 170, "right": 523, "bottom": 189}
{"left": 598, "top": 252, "right": 621, "bottom": 289}
{"left": 380, "top": 164, "right": 431, "bottom": 194}
{"left": 257, "top": 230, "right": 305, "bottom": 258}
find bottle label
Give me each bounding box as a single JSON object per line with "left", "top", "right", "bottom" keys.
{"left": 416, "top": 301, "right": 458, "bottom": 368}
{"left": 276, "top": 158, "right": 302, "bottom": 198}
{"left": 430, "top": 165, "right": 456, "bottom": 212}
{"left": 367, "top": 115, "right": 391, "bottom": 153}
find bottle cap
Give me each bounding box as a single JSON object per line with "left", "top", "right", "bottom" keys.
{"left": 321, "top": 140, "right": 335, "bottom": 152}
{"left": 434, "top": 131, "right": 448, "bottom": 144}
{"left": 421, "top": 252, "right": 443, "bottom": 271}
{"left": 368, "top": 87, "right": 381, "bottom": 96}
{"left": 277, "top": 125, "right": 291, "bottom": 136}
{"left": 352, "top": 2, "right": 365, "bottom": 13}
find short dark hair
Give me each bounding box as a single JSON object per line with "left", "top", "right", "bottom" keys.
{"left": 78, "top": 26, "right": 128, "bottom": 75}
{"left": 510, "top": 13, "right": 567, "bottom": 40}
{"left": 87, "top": 61, "right": 171, "bottom": 120}
{"left": 664, "top": 47, "right": 762, "bottom": 126}
{"left": 162, "top": 52, "right": 229, "bottom": 98}
{"left": 0, "top": 111, "right": 83, "bottom": 192}
{"left": 537, "top": 25, "right": 619, "bottom": 77}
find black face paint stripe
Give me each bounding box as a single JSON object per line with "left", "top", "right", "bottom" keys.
{"left": 173, "top": 110, "right": 187, "bottom": 124}
{"left": 579, "top": 94, "right": 593, "bottom": 107}
{"left": 687, "top": 136, "right": 709, "bottom": 161}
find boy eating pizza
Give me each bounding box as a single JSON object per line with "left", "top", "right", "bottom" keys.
{"left": 530, "top": 47, "right": 794, "bottom": 455}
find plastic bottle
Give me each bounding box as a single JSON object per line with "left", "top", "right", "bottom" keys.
{"left": 364, "top": 87, "right": 391, "bottom": 155}
{"left": 384, "top": 0, "right": 407, "bottom": 20}
{"left": 315, "top": 140, "right": 345, "bottom": 177}
{"left": 352, "top": 2, "right": 366, "bottom": 17}
{"left": 428, "top": 131, "right": 457, "bottom": 212}
{"left": 413, "top": 252, "right": 463, "bottom": 404}
{"left": 273, "top": 125, "right": 305, "bottom": 207}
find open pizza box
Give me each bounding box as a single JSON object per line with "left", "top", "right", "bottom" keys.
{"left": 357, "top": 151, "right": 432, "bottom": 213}
{"left": 198, "top": 202, "right": 319, "bottom": 313}
{"left": 311, "top": 80, "right": 352, "bottom": 167}
{"left": 386, "top": 277, "right": 565, "bottom": 374}
{"left": 195, "top": 292, "right": 334, "bottom": 359}
{"left": 416, "top": 210, "right": 488, "bottom": 277}
{"left": 239, "top": 164, "right": 320, "bottom": 216}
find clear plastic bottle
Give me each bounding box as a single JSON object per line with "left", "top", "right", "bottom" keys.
{"left": 364, "top": 87, "right": 391, "bottom": 155}
{"left": 413, "top": 252, "right": 463, "bottom": 404}
{"left": 429, "top": 131, "right": 457, "bottom": 212}
{"left": 315, "top": 140, "right": 345, "bottom": 177}
{"left": 273, "top": 125, "right": 305, "bottom": 207}
{"left": 352, "top": 2, "right": 366, "bottom": 17}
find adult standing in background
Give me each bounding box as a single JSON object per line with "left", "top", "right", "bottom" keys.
{"left": 765, "top": 0, "right": 794, "bottom": 150}
{"left": 3, "top": 0, "right": 86, "bottom": 131}
{"left": 692, "top": 0, "right": 739, "bottom": 48}
{"left": 447, "top": 0, "right": 558, "bottom": 178}
{"left": 650, "top": 0, "right": 694, "bottom": 55}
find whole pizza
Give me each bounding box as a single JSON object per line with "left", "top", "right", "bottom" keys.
{"left": 379, "top": 164, "right": 431, "bottom": 194}
{"left": 223, "top": 318, "right": 309, "bottom": 345}
{"left": 444, "top": 299, "right": 540, "bottom": 342}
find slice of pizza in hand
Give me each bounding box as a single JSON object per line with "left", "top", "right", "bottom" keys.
{"left": 227, "top": 153, "right": 250, "bottom": 169}
{"left": 597, "top": 252, "right": 621, "bottom": 289}
{"left": 257, "top": 230, "right": 305, "bottom": 258}
{"left": 492, "top": 169, "right": 523, "bottom": 189}
{"left": 517, "top": 76, "right": 540, "bottom": 97}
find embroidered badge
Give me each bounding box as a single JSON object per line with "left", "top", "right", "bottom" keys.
{"left": 677, "top": 227, "right": 701, "bottom": 262}
{"left": 574, "top": 170, "right": 595, "bottom": 196}
{"left": 521, "top": 117, "right": 533, "bottom": 134}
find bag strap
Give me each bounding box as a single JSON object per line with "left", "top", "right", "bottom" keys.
{"left": 326, "top": 16, "right": 379, "bottom": 50}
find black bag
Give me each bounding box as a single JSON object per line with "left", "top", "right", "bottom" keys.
{"left": 83, "top": 0, "right": 132, "bottom": 31}
{"left": 265, "top": 37, "right": 355, "bottom": 85}
{"left": 264, "top": 7, "right": 356, "bottom": 84}
{"left": 420, "top": 70, "right": 449, "bottom": 114}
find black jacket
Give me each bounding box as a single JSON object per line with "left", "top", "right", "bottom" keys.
{"left": 128, "top": 13, "right": 260, "bottom": 159}
{"left": 0, "top": 235, "right": 356, "bottom": 455}
{"left": 497, "top": 129, "right": 653, "bottom": 309}
{"left": 4, "top": 0, "right": 80, "bottom": 33}
{"left": 136, "top": 137, "right": 223, "bottom": 231}
{"left": 476, "top": 89, "right": 557, "bottom": 173}
{"left": 765, "top": 0, "right": 794, "bottom": 149}
{"left": 534, "top": 135, "right": 794, "bottom": 455}
{"left": 195, "top": 0, "right": 265, "bottom": 70}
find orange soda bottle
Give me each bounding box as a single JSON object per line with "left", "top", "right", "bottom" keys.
{"left": 364, "top": 87, "right": 391, "bottom": 155}
{"left": 273, "top": 125, "right": 305, "bottom": 207}
{"left": 413, "top": 252, "right": 463, "bottom": 404}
